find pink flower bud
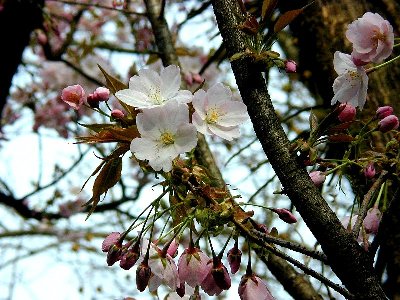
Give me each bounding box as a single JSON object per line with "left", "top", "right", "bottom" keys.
{"left": 284, "top": 60, "right": 297, "bottom": 73}
{"left": 107, "top": 243, "right": 123, "bottom": 266}
{"left": 192, "top": 73, "right": 203, "bottom": 84}
{"left": 102, "top": 232, "right": 121, "bottom": 252}
{"left": 86, "top": 93, "right": 99, "bottom": 108}
{"left": 178, "top": 246, "right": 210, "bottom": 288}
{"left": 211, "top": 258, "right": 231, "bottom": 290}
{"left": 338, "top": 103, "right": 356, "bottom": 122}
{"left": 119, "top": 242, "right": 140, "bottom": 270}
{"left": 378, "top": 114, "right": 399, "bottom": 133}
{"left": 94, "top": 87, "right": 110, "bottom": 102}
{"left": 111, "top": 109, "right": 125, "bottom": 119}
{"left": 136, "top": 261, "right": 152, "bottom": 292}
{"left": 166, "top": 239, "right": 179, "bottom": 258}
{"left": 309, "top": 171, "right": 326, "bottom": 187}
{"left": 271, "top": 208, "right": 297, "bottom": 224}
{"left": 363, "top": 207, "right": 382, "bottom": 234}
{"left": 376, "top": 106, "right": 393, "bottom": 119}
{"left": 364, "top": 163, "right": 376, "bottom": 179}
{"left": 227, "top": 243, "right": 242, "bottom": 274}
{"left": 61, "top": 84, "right": 85, "bottom": 110}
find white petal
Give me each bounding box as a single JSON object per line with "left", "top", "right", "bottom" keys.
{"left": 207, "top": 83, "right": 232, "bottom": 104}
{"left": 217, "top": 102, "right": 248, "bottom": 127}
{"left": 175, "top": 124, "right": 198, "bottom": 152}
{"left": 192, "top": 89, "right": 207, "bottom": 119}
{"left": 130, "top": 138, "right": 158, "bottom": 161}
{"left": 171, "top": 90, "right": 193, "bottom": 104}
{"left": 115, "top": 89, "right": 151, "bottom": 108}
{"left": 138, "top": 68, "right": 162, "bottom": 90}
{"left": 209, "top": 125, "right": 240, "bottom": 141}
{"left": 333, "top": 51, "right": 356, "bottom": 75}
{"left": 160, "top": 65, "right": 181, "bottom": 99}
{"left": 192, "top": 112, "right": 208, "bottom": 134}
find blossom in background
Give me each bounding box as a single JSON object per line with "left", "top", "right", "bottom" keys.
{"left": 115, "top": 65, "right": 192, "bottom": 109}
{"left": 130, "top": 101, "right": 197, "bottom": 172}
{"left": 238, "top": 273, "right": 275, "bottom": 300}
{"left": 61, "top": 84, "right": 85, "bottom": 110}
{"left": 331, "top": 51, "right": 369, "bottom": 109}
{"left": 192, "top": 83, "right": 248, "bottom": 141}
{"left": 364, "top": 207, "right": 382, "bottom": 234}
{"left": 346, "top": 12, "right": 394, "bottom": 65}
{"left": 284, "top": 60, "right": 297, "bottom": 73}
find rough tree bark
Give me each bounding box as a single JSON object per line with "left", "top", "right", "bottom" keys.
{"left": 0, "top": 0, "right": 44, "bottom": 120}
{"left": 278, "top": 0, "right": 400, "bottom": 298}
{"left": 212, "top": 0, "right": 388, "bottom": 298}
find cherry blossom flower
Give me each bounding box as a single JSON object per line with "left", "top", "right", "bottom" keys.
{"left": 61, "top": 84, "right": 86, "bottom": 110}
{"left": 115, "top": 65, "right": 192, "bottom": 109}
{"left": 178, "top": 246, "right": 210, "bottom": 287}
{"left": 192, "top": 83, "right": 248, "bottom": 141}
{"left": 346, "top": 12, "right": 394, "bottom": 64}
{"left": 130, "top": 101, "right": 198, "bottom": 172}
{"left": 331, "top": 52, "right": 369, "bottom": 109}
{"left": 238, "top": 273, "right": 275, "bottom": 300}
{"left": 200, "top": 257, "right": 231, "bottom": 296}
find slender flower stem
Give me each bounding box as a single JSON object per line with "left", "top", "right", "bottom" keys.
{"left": 366, "top": 54, "right": 400, "bottom": 73}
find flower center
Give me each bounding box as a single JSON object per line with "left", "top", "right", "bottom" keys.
{"left": 160, "top": 131, "right": 175, "bottom": 145}
{"left": 149, "top": 87, "right": 163, "bottom": 104}
{"left": 206, "top": 108, "right": 222, "bottom": 124}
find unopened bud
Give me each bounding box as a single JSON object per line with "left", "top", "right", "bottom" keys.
{"left": 376, "top": 106, "right": 393, "bottom": 120}
{"left": 211, "top": 259, "right": 231, "bottom": 290}
{"left": 227, "top": 244, "right": 242, "bottom": 274}
{"left": 87, "top": 93, "right": 99, "bottom": 108}
{"left": 284, "top": 60, "right": 297, "bottom": 73}
{"left": 364, "top": 163, "right": 376, "bottom": 179}
{"left": 136, "top": 261, "right": 151, "bottom": 292}
{"left": 107, "top": 243, "right": 123, "bottom": 266}
{"left": 309, "top": 171, "right": 326, "bottom": 187}
{"left": 94, "top": 87, "right": 110, "bottom": 102}
{"left": 338, "top": 103, "right": 356, "bottom": 122}
{"left": 111, "top": 109, "right": 125, "bottom": 119}
{"left": 102, "top": 232, "right": 121, "bottom": 252}
{"left": 271, "top": 208, "right": 297, "bottom": 224}
{"left": 378, "top": 115, "right": 399, "bottom": 133}
{"left": 119, "top": 242, "right": 140, "bottom": 270}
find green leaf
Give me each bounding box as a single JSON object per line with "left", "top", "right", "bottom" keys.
{"left": 97, "top": 64, "right": 127, "bottom": 94}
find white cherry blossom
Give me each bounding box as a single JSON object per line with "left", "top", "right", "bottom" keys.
{"left": 115, "top": 65, "right": 192, "bottom": 109}
{"left": 130, "top": 101, "right": 197, "bottom": 172}
{"left": 331, "top": 51, "right": 369, "bottom": 109}
{"left": 192, "top": 83, "right": 248, "bottom": 141}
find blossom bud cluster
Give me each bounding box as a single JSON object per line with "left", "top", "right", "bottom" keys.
{"left": 101, "top": 235, "right": 275, "bottom": 299}
{"left": 331, "top": 12, "right": 394, "bottom": 109}
{"left": 61, "top": 85, "right": 110, "bottom": 110}
{"left": 376, "top": 106, "right": 399, "bottom": 133}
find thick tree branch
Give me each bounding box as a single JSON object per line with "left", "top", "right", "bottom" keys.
{"left": 211, "top": 0, "right": 386, "bottom": 298}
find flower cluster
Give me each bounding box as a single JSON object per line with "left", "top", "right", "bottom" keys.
{"left": 102, "top": 235, "right": 274, "bottom": 299}
{"left": 331, "top": 12, "right": 394, "bottom": 109}
{"left": 113, "top": 65, "right": 248, "bottom": 172}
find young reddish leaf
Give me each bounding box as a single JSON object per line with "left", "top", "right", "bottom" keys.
{"left": 274, "top": 8, "right": 303, "bottom": 33}
{"left": 97, "top": 64, "right": 127, "bottom": 95}
{"left": 75, "top": 126, "right": 140, "bottom": 144}
{"left": 328, "top": 134, "right": 355, "bottom": 143}
{"left": 85, "top": 157, "right": 123, "bottom": 219}
{"left": 78, "top": 123, "right": 116, "bottom": 133}
{"left": 262, "top": 0, "right": 278, "bottom": 21}
{"left": 329, "top": 122, "right": 353, "bottom": 133}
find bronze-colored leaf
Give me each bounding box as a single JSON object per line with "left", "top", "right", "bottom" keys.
{"left": 97, "top": 64, "right": 127, "bottom": 94}
{"left": 233, "top": 207, "right": 254, "bottom": 223}
{"left": 85, "top": 157, "right": 123, "bottom": 219}
{"left": 274, "top": 8, "right": 303, "bottom": 33}
{"left": 328, "top": 134, "right": 355, "bottom": 143}
{"left": 261, "top": 0, "right": 278, "bottom": 21}
{"left": 309, "top": 111, "right": 318, "bottom": 133}
{"left": 75, "top": 126, "right": 140, "bottom": 144}
{"left": 329, "top": 122, "right": 353, "bottom": 133}
{"left": 78, "top": 123, "right": 116, "bottom": 133}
